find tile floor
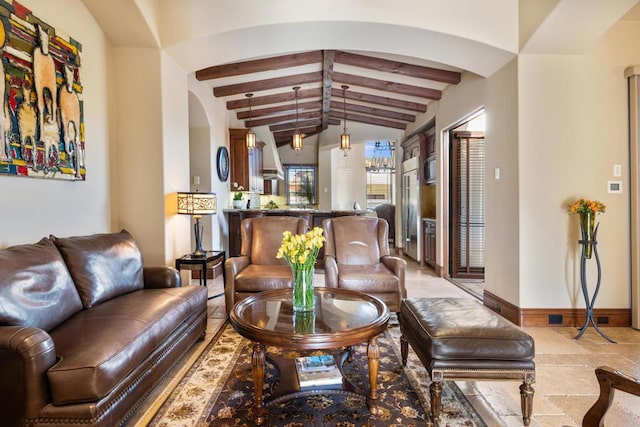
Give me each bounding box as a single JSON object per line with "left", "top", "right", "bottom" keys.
{"left": 131, "top": 258, "right": 640, "bottom": 426}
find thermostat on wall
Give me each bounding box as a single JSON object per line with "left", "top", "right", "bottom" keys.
{"left": 607, "top": 181, "right": 622, "bottom": 194}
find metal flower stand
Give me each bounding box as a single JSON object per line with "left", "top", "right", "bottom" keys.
{"left": 574, "top": 223, "right": 616, "bottom": 343}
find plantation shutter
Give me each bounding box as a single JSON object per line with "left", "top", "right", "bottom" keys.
{"left": 451, "top": 131, "right": 485, "bottom": 278}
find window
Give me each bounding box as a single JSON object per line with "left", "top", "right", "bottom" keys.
{"left": 285, "top": 165, "right": 317, "bottom": 206}
{"left": 364, "top": 141, "right": 395, "bottom": 209}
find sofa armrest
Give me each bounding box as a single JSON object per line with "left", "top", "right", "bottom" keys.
{"left": 224, "top": 256, "right": 251, "bottom": 314}
{"left": 0, "top": 326, "right": 57, "bottom": 422}
{"left": 144, "top": 266, "right": 181, "bottom": 288}
{"left": 324, "top": 255, "right": 339, "bottom": 288}
{"left": 583, "top": 366, "right": 640, "bottom": 426}
{"left": 381, "top": 255, "right": 408, "bottom": 298}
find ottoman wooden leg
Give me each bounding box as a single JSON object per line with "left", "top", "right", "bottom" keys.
{"left": 430, "top": 380, "right": 443, "bottom": 426}
{"left": 520, "top": 379, "right": 535, "bottom": 426}
{"left": 400, "top": 334, "right": 408, "bottom": 366}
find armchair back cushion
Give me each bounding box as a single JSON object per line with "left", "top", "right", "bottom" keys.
{"left": 324, "top": 216, "right": 389, "bottom": 263}
{"left": 241, "top": 216, "right": 308, "bottom": 265}
{"left": 0, "top": 237, "right": 82, "bottom": 331}
{"left": 51, "top": 230, "right": 144, "bottom": 308}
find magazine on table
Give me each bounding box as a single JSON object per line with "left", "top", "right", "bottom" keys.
{"left": 295, "top": 355, "right": 343, "bottom": 388}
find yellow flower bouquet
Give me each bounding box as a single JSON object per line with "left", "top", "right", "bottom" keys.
{"left": 276, "top": 227, "right": 325, "bottom": 311}
{"left": 568, "top": 198, "right": 606, "bottom": 259}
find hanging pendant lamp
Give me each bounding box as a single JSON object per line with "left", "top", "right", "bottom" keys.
{"left": 291, "top": 86, "right": 303, "bottom": 153}
{"left": 245, "top": 93, "right": 256, "bottom": 150}
{"left": 340, "top": 85, "right": 351, "bottom": 157}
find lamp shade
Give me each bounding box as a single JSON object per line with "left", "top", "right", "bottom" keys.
{"left": 177, "top": 192, "right": 217, "bottom": 215}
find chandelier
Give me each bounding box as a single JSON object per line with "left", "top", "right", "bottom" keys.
{"left": 340, "top": 85, "right": 350, "bottom": 156}
{"left": 291, "top": 86, "right": 303, "bottom": 153}
{"left": 364, "top": 140, "right": 395, "bottom": 172}
{"left": 245, "top": 93, "right": 256, "bottom": 150}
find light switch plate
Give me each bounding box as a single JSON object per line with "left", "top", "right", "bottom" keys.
{"left": 613, "top": 164, "right": 622, "bottom": 177}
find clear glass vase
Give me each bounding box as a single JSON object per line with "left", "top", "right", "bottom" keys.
{"left": 579, "top": 211, "right": 596, "bottom": 259}
{"left": 293, "top": 310, "right": 315, "bottom": 333}
{"left": 292, "top": 266, "right": 315, "bottom": 312}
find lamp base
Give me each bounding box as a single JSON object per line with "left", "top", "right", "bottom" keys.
{"left": 192, "top": 216, "right": 206, "bottom": 257}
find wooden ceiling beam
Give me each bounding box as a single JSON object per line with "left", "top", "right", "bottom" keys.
{"left": 330, "top": 100, "right": 415, "bottom": 122}
{"left": 275, "top": 128, "right": 323, "bottom": 147}
{"left": 246, "top": 110, "right": 321, "bottom": 127}
{"left": 321, "top": 50, "right": 335, "bottom": 130}
{"left": 213, "top": 71, "right": 322, "bottom": 97}
{"left": 196, "top": 51, "right": 322, "bottom": 80}
{"left": 330, "top": 87, "right": 427, "bottom": 112}
{"left": 269, "top": 118, "right": 340, "bottom": 132}
{"left": 237, "top": 100, "right": 321, "bottom": 119}
{"left": 273, "top": 125, "right": 321, "bottom": 139}
{"left": 226, "top": 88, "right": 322, "bottom": 109}
{"left": 334, "top": 50, "right": 461, "bottom": 84}
{"left": 328, "top": 110, "right": 406, "bottom": 129}
{"left": 333, "top": 71, "right": 441, "bottom": 100}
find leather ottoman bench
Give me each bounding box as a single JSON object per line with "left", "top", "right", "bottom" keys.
{"left": 399, "top": 298, "right": 536, "bottom": 426}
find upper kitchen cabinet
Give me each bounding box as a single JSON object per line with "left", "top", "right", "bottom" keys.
{"left": 229, "top": 128, "right": 264, "bottom": 193}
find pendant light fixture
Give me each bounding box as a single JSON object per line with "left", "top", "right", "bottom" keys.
{"left": 291, "top": 86, "right": 303, "bottom": 153}
{"left": 340, "top": 85, "right": 351, "bottom": 157}
{"left": 245, "top": 93, "right": 256, "bottom": 150}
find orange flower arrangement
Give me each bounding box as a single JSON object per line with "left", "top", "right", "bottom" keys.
{"left": 568, "top": 198, "right": 606, "bottom": 216}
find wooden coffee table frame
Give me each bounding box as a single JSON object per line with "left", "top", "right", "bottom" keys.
{"left": 229, "top": 287, "right": 389, "bottom": 425}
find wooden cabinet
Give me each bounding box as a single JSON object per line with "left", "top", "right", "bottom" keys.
{"left": 423, "top": 218, "right": 436, "bottom": 268}
{"left": 229, "top": 128, "right": 264, "bottom": 193}
{"left": 263, "top": 178, "right": 278, "bottom": 195}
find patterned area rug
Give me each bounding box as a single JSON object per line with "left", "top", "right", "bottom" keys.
{"left": 149, "top": 320, "right": 486, "bottom": 427}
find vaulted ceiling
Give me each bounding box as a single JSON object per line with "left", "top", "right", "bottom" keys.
{"left": 195, "top": 50, "right": 462, "bottom": 147}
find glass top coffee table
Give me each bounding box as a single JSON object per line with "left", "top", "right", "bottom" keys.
{"left": 229, "top": 287, "right": 389, "bottom": 425}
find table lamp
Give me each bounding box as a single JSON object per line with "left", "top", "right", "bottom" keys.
{"left": 177, "top": 192, "right": 217, "bottom": 257}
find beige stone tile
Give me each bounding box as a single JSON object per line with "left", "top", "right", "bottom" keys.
{"left": 524, "top": 328, "right": 591, "bottom": 355}
{"left": 534, "top": 414, "right": 578, "bottom": 427}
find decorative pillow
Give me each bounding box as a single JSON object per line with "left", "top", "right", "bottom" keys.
{"left": 0, "top": 237, "right": 82, "bottom": 331}
{"left": 51, "top": 230, "right": 144, "bottom": 308}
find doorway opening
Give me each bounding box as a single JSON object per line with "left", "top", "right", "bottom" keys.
{"left": 447, "top": 111, "right": 485, "bottom": 298}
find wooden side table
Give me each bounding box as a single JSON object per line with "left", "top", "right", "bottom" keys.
{"left": 175, "top": 251, "right": 226, "bottom": 300}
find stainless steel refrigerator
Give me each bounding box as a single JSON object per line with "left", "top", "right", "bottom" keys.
{"left": 402, "top": 157, "right": 420, "bottom": 261}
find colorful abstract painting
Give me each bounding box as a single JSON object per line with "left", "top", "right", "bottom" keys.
{"left": 0, "top": 0, "right": 84, "bottom": 180}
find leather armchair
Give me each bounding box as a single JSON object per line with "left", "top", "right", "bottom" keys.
{"left": 322, "top": 216, "right": 407, "bottom": 312}
{"left": 225, "top": 216, "right": 308, "bottom": 314}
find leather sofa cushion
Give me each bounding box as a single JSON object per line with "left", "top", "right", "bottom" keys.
{"left": 337, "top": 263, "right": 398, "bottom": 292}
{"left": 51, "top": 230, "right": 144, "bottom": 308}
{"left": 235, "top": 264, "right": 293, "bottom": 292}
{"left": 400, "top": 298, "right": 535, "bottom": 361}
{"left": 0, "top": 237, "right": 82, "bottom": 331}
{"left": 47, "top": 285, "right": 206, "bottom": 404}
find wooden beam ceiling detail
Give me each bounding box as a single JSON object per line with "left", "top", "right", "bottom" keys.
{"left": 213, "top": 71, "right": 322, "bottom": 97}
{"left": 328, "top": 110, "right": 406, "bottom": 129}
{"left": 333, "top": 71, "right": 442, "bottom": 100}
{"left": 237, "top": 100, "right": 322, "bottom": 119}
{"left": 226, "top": 88, "right": 322, "bottom": 109}
{"left": 269, "top": 118, "right": 340, "bottom": 132}
{"left": 334, "top": 51, "right": 461, "bottom": 84}
{"left": 246, "top": 110, "right": 321, "bottom": 127}
{"left": 330, "top": 100, "right": 415, "bottom": 122}
{"left": 321, "top": 50, "right": 335, "bottom": 131}
{"left": 196, "top": 51, "right": 322, "bottom": 80}
{"left": 329, "top": 88, "right": 427, "bottom": 113}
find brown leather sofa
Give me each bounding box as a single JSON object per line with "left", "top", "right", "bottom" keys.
{"left": 224, "top": 216, "right": 308, "bottom": 314}
{"left": 322, "top": 216, "right": 407, "bottom": 312}
{"left": 0, "top": 230, "right": 208, "bottom": 427}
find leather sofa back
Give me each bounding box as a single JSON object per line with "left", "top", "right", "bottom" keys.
{"left": 324, "top": 216, "right": 388, "bottom": 265}
{"left": 0, "top": 237, "right": 82, "bottom": 331}
{"left": 51, "top": 230, "right": 144, "bottom": 308}
{"left": 241, "top": 216, "right": 308, "bottom": 265}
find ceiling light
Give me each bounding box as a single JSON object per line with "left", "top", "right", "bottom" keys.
{"left": 291, "top": 86, "right": 303, "bottom": 154}
{"left": 245, "top": 93, "right": 256, "bottom": 150}
{"left": 340, "top": 85, "right": 351, "bottom": 157}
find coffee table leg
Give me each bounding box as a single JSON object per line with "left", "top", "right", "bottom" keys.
{"left": 367, "top": 335, "right": 382, "bottom": 415}
{"left": 252, "top": 342, "right": 266, "bottom": 425}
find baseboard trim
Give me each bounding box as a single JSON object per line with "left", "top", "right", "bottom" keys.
{"left": 483, "top": 291, "right": 631, "bottom": 327}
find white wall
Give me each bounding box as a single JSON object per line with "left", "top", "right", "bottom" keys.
{"left": 517, "top": 20, "right": 640, "bottom": 309}
{"left": 0, "top": 0, "right": 113, "bottom": 247}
